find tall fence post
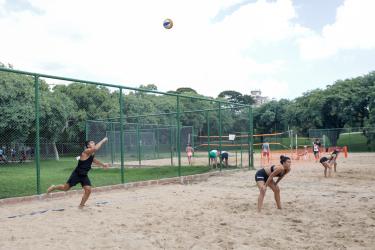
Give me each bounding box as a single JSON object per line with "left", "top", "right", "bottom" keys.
{"left": 170, "top": 124, "right": 174, "bottom": 166}
{"left": 206, "top": 111, "right": 210, "bottom": 166}
{"left": 119, "top": 88, "right": 125, "bottom": 184}
{"left": 192, "top": 126, "right": 195, "bottom": 157}
{"left": 218, "top": 102, "right": 222, "bottom": 171}
{"left": 110, "top": 122, "right": 115, "bottom": 167}
{"left": 34, "top": 75, "right": 41, "bottom": 195}
{"left": 249, "top": 106, "right": 254, "bottom": 169}
{"left": 240, "top": 133, "right": 243, "bottom": 167}
{"left": 137, "top": 118, "right": 141, "bottom": 166}
{"left": 176, "top": 95, "right": 181, "bottom": 176}
{"left": 156, "top": 126, "right": 160, "bottom": 158}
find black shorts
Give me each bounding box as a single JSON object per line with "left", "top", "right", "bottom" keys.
{"left": 255, "top": 168, "right": 269, "bottom": 182}
{"left": 221, "top": 153, "right": 228, "bottom": 160}
{"left": 66, "top": 171, "right": 91, "bottom": 187}
{"left": 319, "top": 157, "right": 329, "bottom": 164}
{"left": 313, "top": 151, "right": 319, "bottom": 156}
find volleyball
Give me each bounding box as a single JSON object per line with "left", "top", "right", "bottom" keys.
{"left": 163, "top": 18, "right": 173, "bottom": 29}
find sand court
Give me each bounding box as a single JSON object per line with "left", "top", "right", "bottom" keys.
{"left": 1, "top": 153, "right": 375, "bottom": 249}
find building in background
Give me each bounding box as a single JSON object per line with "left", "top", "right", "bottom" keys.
{"left": 250, "top": 90, "right": 269, "bottom": 106}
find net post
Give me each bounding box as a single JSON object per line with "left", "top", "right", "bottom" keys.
{"left": 206, "top": 111, "right": 210, "bottom": 166}
{"left": 240, "top": 133, "right": 243, "bottom": 167}
{"left": 156, "top": 125, "right": 160, "bottom": 158}
{"left": 136, "top": 118, "right": 141, "bottom": 166}
{"left": 249, "top": 106, "right": 254, "bottom": 170}
{"left": 110, "top": 122, "right": 114, "bottom": 166}
{"left": 176, "top": 95, "right": 181, "bottom": 176}
{"left": 170, "top": 127, "right": 173, "bottom": 165}
{"left": 34, "top": 75, "right": 41, "bottom": 195}
{"left": 218, "top": 102, "right": 222, "bottom": 171}
{"left": 119, "top": 88, "right": 125, "bottom": 184}
{"left": 192, "top": 126, "right": 195, "bottom": 157}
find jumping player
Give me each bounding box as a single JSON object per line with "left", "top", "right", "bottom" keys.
{"left": 46, "top": 137, "right": 109, "bottom": 208}
{"left": 255, "top": 155, "right": 291, "bottom": 212}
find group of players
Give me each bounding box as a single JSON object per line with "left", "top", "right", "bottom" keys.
{"left": 255, "top": 139, "right": 341, "bottom": 212}
{"left": 185, "top": 144, "right": 229, "bottom": 167}
{"left": 46, "top": 137, "right": 342, "bottom": 213}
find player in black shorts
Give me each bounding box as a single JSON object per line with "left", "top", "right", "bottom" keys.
{"left": 46, "top": 137, "right": 109, "bottom": 208}
{"left": 254, "top": 155, "right": 291, "bottom": 212}
{"left": 319, "top": 149, "right": 339, "bottom": 178}
{"left": 220, "top": 151, "right": 229, "bottom": 167}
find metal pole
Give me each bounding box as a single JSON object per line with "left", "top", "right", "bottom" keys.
{"left": 218, "top": 103, "right": 222, "bottom": 171}
{"left": 240, "top": 133, "right": 243, "bottom": 167}
{"left": 348, "top": 128, "right": 351, "bottom": 152}
{"left": 153, "top": 127, "right": 156, "bottom": 158}
{"left": 192, "top": 126, "right": 195, "bottom": 157}
{"left": 137, "top": 118, "right": 141, "bottom": 166}
{"left": 176, "top": 96, "right": 181, "bottom": 176}
{"left": 156, "top": 126, "right": 160, "bottom": 158}
{"left": 170, "top": 125, "right": 173, "bottom": 166}
{"left": 34, "top": 76, "right": 41, "bottom": 195}
{"left": 110, "top": 122, "right": 114, "bottom": 166}
{"left": 119, "top": 88, "right": 125, "bottom": 183}
{"left": 249, "top": 106, "right": 254, "bottom": 169}
{"left": 206, "top": 111, "right": 210, "bottom": 166}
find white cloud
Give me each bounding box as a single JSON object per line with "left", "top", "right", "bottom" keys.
{"left": 298, "top": 0, "right": 375, "bottom": 60}
{"left": 0, "top": 0, "right": 306, "bottom": 98}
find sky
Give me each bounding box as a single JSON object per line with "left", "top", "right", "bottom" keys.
{"left": 0, "top": 0, "right": 375, "bottom": 100}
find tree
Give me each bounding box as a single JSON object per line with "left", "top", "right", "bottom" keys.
{"left": 218, "top": 90, "right": 255, "bottom": 105}
{"left": 139, "top": 84, "right": 158, "bottom": 91}
{"left": 176, "top": 87, "right": 197, "bottom": 94}
{"left": 53, "top": 83, "right": 120, "bottom": 142}
{"left": 0, "top": 72, "right": 35, "bottom": 154}
{"left": 40, "top": 91, "right": 76, "bottom": 160}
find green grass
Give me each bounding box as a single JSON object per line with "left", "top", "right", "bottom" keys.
{"left": 0, "top": 158, "right": 211, "bottom": 199}
{"left": 337, "top": 132, "right": 375, "bottom": 152}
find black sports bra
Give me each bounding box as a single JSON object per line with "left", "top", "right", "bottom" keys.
{"left": 271, "top": 165, "right": 285, "bottom": 177}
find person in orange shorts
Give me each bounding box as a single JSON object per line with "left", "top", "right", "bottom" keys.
{"left": 262, "top": 141, "right": 271, "bottom": 163}
{"left": 185, "top": 144, "right": 194, "bottom": 165}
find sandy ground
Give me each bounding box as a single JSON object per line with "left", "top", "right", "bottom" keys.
{"left": 1, "top": 153, "right": 375, "bottom": 249}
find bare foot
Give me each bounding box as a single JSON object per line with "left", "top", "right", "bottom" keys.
{"left": 46, "top": 185, "right": 56, "bottom": 194}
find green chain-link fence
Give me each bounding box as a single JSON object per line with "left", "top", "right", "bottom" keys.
{"left": 0, "top": 67, "right": 254, "bottom": 199}
{"left": 309, "top": 127, "right": 375, "bottom": 152}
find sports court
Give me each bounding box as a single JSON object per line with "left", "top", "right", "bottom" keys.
{"left": 1, "top": 153, "right": 374, "bottom": 249}
{"left": 1, "top": 2, "right": 375, "bottom": 249}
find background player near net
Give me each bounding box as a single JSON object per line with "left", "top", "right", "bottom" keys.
{"left": 185, "top": 144, "right": 194, "bottom": 165}
{"left": 220, "top": 150, "right": 229, "bottom": 167}
{"left": 313, "top": 139, "right": 321, "bottom": 162}
{"left": 262, "top": 141, "right": 271, "bottom": 164}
